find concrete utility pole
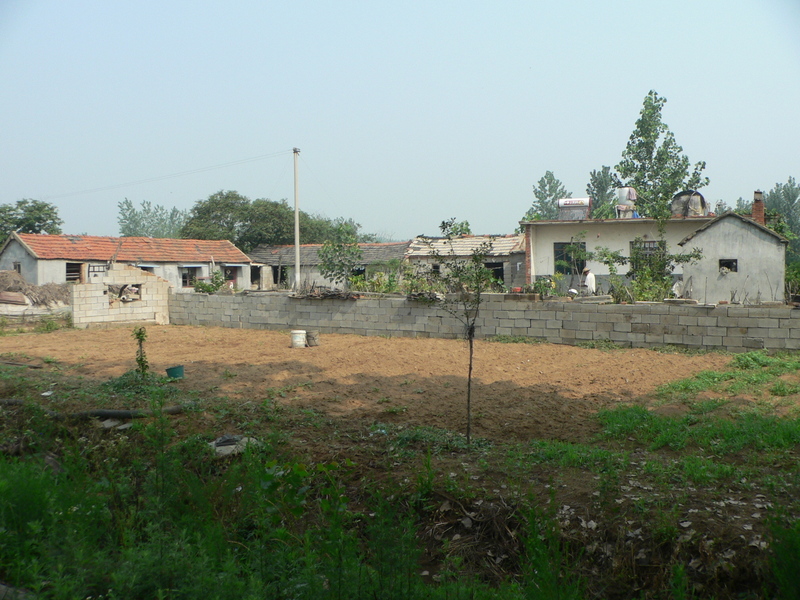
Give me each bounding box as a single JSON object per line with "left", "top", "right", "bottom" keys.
{"left": 293, "top": 147, "right": 301, "bottom": 290}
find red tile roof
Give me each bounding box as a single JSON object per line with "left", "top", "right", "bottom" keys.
{"left": 15, "top": 233, "right": 251, "bottom": 264}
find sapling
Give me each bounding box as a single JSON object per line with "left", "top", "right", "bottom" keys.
{"left": 421, "top": 219, "right": 497, "bottom": 445}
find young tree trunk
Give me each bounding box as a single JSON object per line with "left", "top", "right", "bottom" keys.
{"left": 467, "top": 332, "right": 474, "bottom": 445}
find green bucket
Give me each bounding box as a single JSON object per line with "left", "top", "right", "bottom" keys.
{"left": 165, "top": 365, "right": 184, "bottom": 379}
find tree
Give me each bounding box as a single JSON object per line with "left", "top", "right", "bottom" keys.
{"left": 616, "top": 90, "right": 709, "bottom": 219}
{"left": 521, "top": 171, "right": 571, "bottom": 222}
{"left": 421, "top": 218, "right": 497, "bottom": 445}
{"left": 586, "top": 166, "right": 617, "bottom": 219}
{"left": 180, "top": 190, "right": 376, "bottom": 253}
{"left": 117, "top": 199, "right": 188, "bottom": 238}
{"left": 447, "top": 219, "right": 472, "bottom": 236}
{"left": 0, "top": 199, "right": 63, "bottom": 243}
{"left": 765, "top": 177, "right": 800, "bottom": 261}
{"left": 318, "top": 231, "right": 363, "bottom": 289}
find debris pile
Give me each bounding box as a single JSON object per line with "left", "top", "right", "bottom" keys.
{"left": 0, "top": 270, "right": 71, "bottom": 306}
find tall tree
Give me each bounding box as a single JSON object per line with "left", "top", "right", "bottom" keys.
{"left": 522, "top": 171, "right": 571, "bottom": 222}
{"left": 0, "top": 199, "right": 63, "bottom": 243}
{"left": 586, "top": 166, "right": 617, "bottom": 219}
{"left": 616, "top": 90, "right": 709, "bottom": 219}
{"left": 117, "top": 199, "right": 188, "bottom": 238}
{"left": 180, "top": 190, "right": 375, "bottom": 252}
{"left": 765, "top": 177, "right": 800, "bottom": 260}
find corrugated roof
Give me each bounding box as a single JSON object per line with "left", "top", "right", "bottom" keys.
{"left": 14, "top": 233, "right": 252, "bottom": 263}
{"left": 406, "top": 234, "right": 524, "bottom": 258}
{"left": 249, "top": 241, "right": 412, "bottom": 266}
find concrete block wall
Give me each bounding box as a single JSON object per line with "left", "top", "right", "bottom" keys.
{"left": 71, "top": 264, "right": 171, "bottom": 328}
{"left": 168, "top": 292, "right": 800, "bottom": 352}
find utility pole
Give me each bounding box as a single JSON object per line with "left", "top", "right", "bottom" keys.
{"left": 293, "top": 147, "right": 301, "bottom": 290}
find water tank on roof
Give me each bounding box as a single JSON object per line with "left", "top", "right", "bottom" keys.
{"left": 615, "top": 187, "right": 638, "bottom": 218}
{"left": 671, "top": 190, "right": 708, "bottom": 217}
{"left": 557, "top": 197, "right": 592, "bottom": 220}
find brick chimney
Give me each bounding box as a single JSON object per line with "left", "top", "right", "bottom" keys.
{"left": 751, "top": 190, "right": 765, "bottom": 225}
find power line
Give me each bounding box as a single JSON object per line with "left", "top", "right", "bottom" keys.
{"left": 42, "top": 150, "right": 294, "bottom": 200}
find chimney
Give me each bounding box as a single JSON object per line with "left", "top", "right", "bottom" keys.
{"left": 751, "top": 190, "right": 765, "bottom": 225}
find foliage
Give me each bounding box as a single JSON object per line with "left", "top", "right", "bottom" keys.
{"left": 593, "top": 246, "right": 629, "bottom": 302}
{"left": 521, "top": 171, "right": 571, "bottom": 222}
{"left": 132, "top": 325, "right": 148, "bottom": 377}
{"left": 531, "top": 275, "right": 558, "bottom": 297}
{"left": 421, "top": 218, "right": 497, "bottom": 444}
{"left": 626, "top": 237, "right": 702, "bottom": 302}
{"left": 117, "top": 198, "right": 188, "bottom": 238}
{"left": 615, "top": 90, "right": 709, "bottom": 219}
{"left": 318, "top": 231, "right": 363, "bottom": 289}
{"left": 179, "top": 190, "right": 375, "bottom": 253}
{"left": 586, "top": 166, "right": 617, "bottom": 219}
{"left": 447, "top": 219, "right": 472, "bottom": 236}
{"left": 0, "top": 199, "right": 63, "bottom": 244}
{"left": 554, "top": 232, "right": 591, "bottom": 278}
{"left": 765, "top": 177, "right": 800, "bottom": 260}
{"left": 193, "top": 269, "right": 227, "bottom": 293}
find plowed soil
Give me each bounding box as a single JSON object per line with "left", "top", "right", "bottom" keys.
{"left": 1, "top": 325, "right": 732, "bottom": 444}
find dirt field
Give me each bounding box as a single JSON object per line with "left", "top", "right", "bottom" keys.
{"left": 1, "top": 325, "right": 732, "bottom": 444}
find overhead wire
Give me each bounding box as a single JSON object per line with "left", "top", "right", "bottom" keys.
{"left": 41, "top": 150, "right": 294, "bottom": 200}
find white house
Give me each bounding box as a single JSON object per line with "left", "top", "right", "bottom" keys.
{"left": 0, "top": 233, "right": 254, "bottom": 292}
{"left": 521, "top": 216, "right": 712, "bottom": 290}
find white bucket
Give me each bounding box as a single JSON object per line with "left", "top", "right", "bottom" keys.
{"left": 290, "top": 330, "right": 307, "bottom": 348}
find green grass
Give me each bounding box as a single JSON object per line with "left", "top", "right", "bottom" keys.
{"left": 598, "top": 404, "right": 800, "bottom": 454}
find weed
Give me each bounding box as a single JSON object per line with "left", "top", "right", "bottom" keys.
{"left": 376, "top": 397, "right": 391, "bottom": 404}
{"left": 222, "top": 369, "right": 237, "bottom": 379}
{"left": 577, "top": 338, "right": 623, "bottom": 351}
{"left": 487, "top": 334, "right": 546, "bottom": 345}
{"left": 384, "top": 405, "right": 408, "bottom": 415}
{"left": 771, "top": 380, "right": 800, "bottom": 397}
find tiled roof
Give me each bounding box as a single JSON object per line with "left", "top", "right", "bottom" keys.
{"left": 14, "top": 233, "right": 252, "bottom": 264}
{"left": 249, "top": 241, "right": 412, "bottom": 266}
{"left": 406, "top": 234, "right": 524, "bottom": 258}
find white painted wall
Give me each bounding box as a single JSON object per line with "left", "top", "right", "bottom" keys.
{"left": 525, "top": 218, "right": 712, "bottom": 281}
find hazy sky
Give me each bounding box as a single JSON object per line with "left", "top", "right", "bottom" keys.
{"left": 1, "top": 1, "right": 799, "bottom": 240}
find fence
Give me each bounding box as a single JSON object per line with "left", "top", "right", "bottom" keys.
{"left": 168, "top": 292, "right": 800, "bottom": 352}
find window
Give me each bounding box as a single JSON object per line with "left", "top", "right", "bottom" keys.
{"left": 629, "top": 239, "right": 667, "bottom": 273}
{"left": 484, "top": 262, "right": 504, "bottom": 283}
{"left": 66, "top": 262, "right": 82, "bottom": 282}
{"left": 431, "top": 264, "right": 440, "bottom": 274}
{"left": 271, "top": 265, "right": 288, "bottom": 285}
{"left": 12, "top": 262, "right": 21, "bottom": 274}
{"left": 88, "top": 264, "right": 107, "bottom": 278}
{"left": 553, "top": 242, "right": 586, "bottom": 275}
{"left": 181, "top": 267, "right": 201, "bottom": 287}
{"left": 719, "top": 259, "right": 738, "bottom": 273}
{"left": 223, "top": 266, "right": 238, "bottom": 282}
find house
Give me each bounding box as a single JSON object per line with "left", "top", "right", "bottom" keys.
{"left": 521, "top": 216, "right": 712, "bottom": 290}
{"left": 248, "top": 241, "right": 412, "bottom": 289}
{"left": 678, "top": 211, "right": 787, "bottom": 304}
{"left": 0, "top": 233, "right": 254, "bottom": 292}
{"left": 405, "top": 234, "right": 526, "bottom": 289}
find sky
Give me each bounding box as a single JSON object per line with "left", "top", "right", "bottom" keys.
{"left": 1, "top": 0, "right": 799, "bottom": 241}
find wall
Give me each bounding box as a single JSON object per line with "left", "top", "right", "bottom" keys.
{"left": 169, "top": 292, "right": 800, "bottom": 352}
{"left": 525, "top": 218, "right": 711, "bottom": 282}
{"left": 681, "top": 217, "right": 786, "bottom": 305}
{"left": 71, "top": 264, "right": 171, "bottom": 328}
{"left": 0, "top": 238, "right": 40, "bottom": 283}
